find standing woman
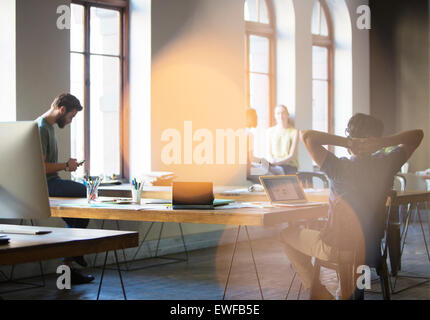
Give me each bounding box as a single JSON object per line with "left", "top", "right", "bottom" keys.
{"left": 266, "top": 105, "right": 299, "bottom": 174}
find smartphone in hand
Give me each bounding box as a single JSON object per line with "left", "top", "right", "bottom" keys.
{"left": 78, "top": 160, "right": 85, "bottom": 166}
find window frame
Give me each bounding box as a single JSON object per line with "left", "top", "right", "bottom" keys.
{"left": 71, "top": 0, "right": 130, "bottom": 179}
{"left": 312, "top": 0, "right": 334, "bottom": 136}
{"left": 245, "top": 0, "right": 277, "bottom": 128}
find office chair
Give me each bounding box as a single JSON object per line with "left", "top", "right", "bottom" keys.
{"left": 297, "top": 172, "right": 329, "bottom": 189}
{"left": 309, "top": 193, "right": 394, "bottom": 300}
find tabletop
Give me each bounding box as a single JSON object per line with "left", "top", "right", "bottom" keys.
{"left": 49, "top": 198, "right": 329, "bottom": 227}
{"left": 0, "top": 224, "right": 138, "bottom": 266}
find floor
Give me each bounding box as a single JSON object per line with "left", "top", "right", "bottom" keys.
{"left": 1, "top": 222, "right": 429, "bottom": 300}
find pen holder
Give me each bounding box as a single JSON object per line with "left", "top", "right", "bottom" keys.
{"left": 131, "top": 189, "right": 142, "bottom": 204}
{"left": 86, "top": 182, "right": 99, "bottom": 203}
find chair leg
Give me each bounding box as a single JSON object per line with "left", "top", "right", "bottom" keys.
{"left": 379, "top": 259, "right": 391, "bottom": 300}
{"left": 338, "top": 263, "right": 354, "bottom": 300}
{"left": 309, "top": 260, "right": 322, "bottom": 300}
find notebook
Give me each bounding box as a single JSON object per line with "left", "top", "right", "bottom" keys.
{"left": 172, "top": 182, "right": 234, "bottom": 209}
{"left": 259, "top": 175, "right": 325, "bottom": 207}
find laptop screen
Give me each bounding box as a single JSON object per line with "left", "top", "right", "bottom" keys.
{"left": 259, "top": 175, "right": 306, "bottom": 202}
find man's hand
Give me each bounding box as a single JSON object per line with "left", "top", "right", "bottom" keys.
{"left": 350, "top": 137, "right": 383, "bottom": 155}
{"left": 66, "top": 158, "right": 79, "bottom": 172}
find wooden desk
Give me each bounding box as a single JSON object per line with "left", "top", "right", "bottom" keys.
{"left": 0, "top": 224, "right": 138, "bottom": 299}
{"left": 49, "top": 198, "right": 328, "bottom": 227}
{"left": 50, "top": 198, "right": 328, "bottom": 300}
{"left": 391, "top": 190, "right": 430, "bottom": 206}
{"left": 0, "top": 224, "right": 138, "bottom": 266}
{"left": 387, "top": 190, "right": 430, "bottom": 279}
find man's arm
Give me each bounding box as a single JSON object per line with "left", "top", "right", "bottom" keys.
{"left": 301, "top": 129, "right": 424, "bottom": 168}
{"left": 43, "top": 156, "right": 80, "bottom": 174}
{"left": 44, "top": 159, "right": 67, "bottom": 174}
{"left": 359, "top": 130, "right": 424, "bottom": 161}
{"left": 300, "top": 130, "right": 350, "bottom": 167}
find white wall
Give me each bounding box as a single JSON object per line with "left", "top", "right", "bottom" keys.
{"left": 0, "top": 0, "right": 16, "bottom": 121}
{"left": 150, "top": 0, "right": 246, "bottom": 185}
{"left": 290, "top": 0, "right": 315, "bottom": 171}
{"left": 15, "top": 0, "right": 71, "bottom": 179}
{"left": 129, "top": 0, "right": 152, "bottom": 179}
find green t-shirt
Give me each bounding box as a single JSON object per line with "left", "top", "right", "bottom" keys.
{"left": 35, "top": 117, "right": 58, "bottom": 180}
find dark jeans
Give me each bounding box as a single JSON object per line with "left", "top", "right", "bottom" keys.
{"left": 47, "top": 177, "right": 89, "bottom": 229}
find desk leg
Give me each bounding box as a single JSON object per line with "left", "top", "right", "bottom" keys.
{"left": 131, "top": 222, "right": 156, "bottom": 261}
{"left": 114, "top": 250, "right": 127, "bottom": 300}
{"left": 97, "top": 251, "right": 127, "bottom": 300}
{"left": 222, "top": 226, "right": 264, "bottom": 300}
{"left": 96, "top": 252, "right": 108, "bottom": 300}
{"left": 245, "top": 226, "right": 264, "bottom": 300}
{"left": 391, "top": 202, "right": 430, "bottom": 294}
{"left": 416, "top": 204, "right": 430, "bottom": 263}
{"left": 388, "top": 204, "right": 402, "bottom": 276}
{"left": 223, "top": 226, "right": 241, "bottom": 300}
{"left": 128, "top": 222, "right": 188, "bottom": 271}
{"left": 285, "top": 271, "right": 297, "bottom": 300}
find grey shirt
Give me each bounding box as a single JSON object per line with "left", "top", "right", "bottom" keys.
{"left": 320, "top": 147, "right": 406, "bottom": 264}
{"left": 35, "top": 117, "right": 58, "bottom": 180}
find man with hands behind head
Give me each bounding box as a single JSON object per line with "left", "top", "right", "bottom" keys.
{"left": 36, "top": 93, "right": 94, "bottom": 285}
{"left": 281, "top": 113, "right": 423, "bottom": 300}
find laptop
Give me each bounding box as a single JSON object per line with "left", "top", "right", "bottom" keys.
{"left": 259, "top": 175, "right": 325, "bottom": 207}
{"left": 172, "top": 182, "right": 234, "bottom": 209}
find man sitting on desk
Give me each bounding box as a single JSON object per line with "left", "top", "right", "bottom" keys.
{"left": 281, "top": 113, "right": 423, "bottom": 299}
{"left": 36, "top": 93, "right": 94, "bottom": 285}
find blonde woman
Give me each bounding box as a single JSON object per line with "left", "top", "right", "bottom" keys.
{"left": 266, "top": 105, "right": 299, "bottom": 174}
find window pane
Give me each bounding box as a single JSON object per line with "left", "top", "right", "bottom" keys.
{"left": 259, "top": 0, "right": 269, "bottom": 24}
{"left": 70, "top": 53, "right": 85, "bottom": 177}
{"left": 249, "top": 35, "right": 269, "bottom": 74}
{"left": 250, "top": 73, "right": 270, "bottom": 128}
{"left": 244, "top": 0, "right": 258, "bottom": 22}
{"left": 312, "top": 0, "right": 320, "bottom": 35}
{"left": 90, "top": 55, "right": 121, "bottom": 176}
{"left": 90, "top": 7, "right": 120, "bottom": 56}
{"left": 71, "top": 4, "right": 84, "bottom": 52}
{"left": 312, "top": 46, "right": 328, "bottom": 80}
{"left": 312, "top": 80, "right": 328, "bottom": 132}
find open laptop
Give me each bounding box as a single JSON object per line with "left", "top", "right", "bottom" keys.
{"left": 172, "top": 182, "right": 234, "bottom": 209}
{"left": 259, "top": 175, "right": 325, "bottom": 207}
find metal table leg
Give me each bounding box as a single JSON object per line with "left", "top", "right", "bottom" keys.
{"left": 222, "top": 226, "right": 264, "bottom": 300}
{"left": 97, "top": 250, "right": 127, "bottom": 300}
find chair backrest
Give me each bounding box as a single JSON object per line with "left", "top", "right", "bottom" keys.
{"left": 297, "top": 171, "right": 329, "bottom": 189}
{"left": 393, "top": 175, "right": 406, "bottom": 191}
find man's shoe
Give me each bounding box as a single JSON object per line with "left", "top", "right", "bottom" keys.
{"left": 71, "top": 269, "right": 95, "bottom": 285}
{"left": 73, "top": 256, "right": 88, "bottom": 267}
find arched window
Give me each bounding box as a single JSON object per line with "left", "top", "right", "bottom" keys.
{"left": 312, "top": 0, "right": 333, "bottom": 134}
{"left": 244, "top": 0, "right": 275, "bottom": 158}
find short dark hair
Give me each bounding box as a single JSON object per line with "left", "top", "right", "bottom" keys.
{"left": 345, "top": 113, "right": 384, "bottom": 138}
{"left": 52, "top": 93, "right": 83, "bottom": 113}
